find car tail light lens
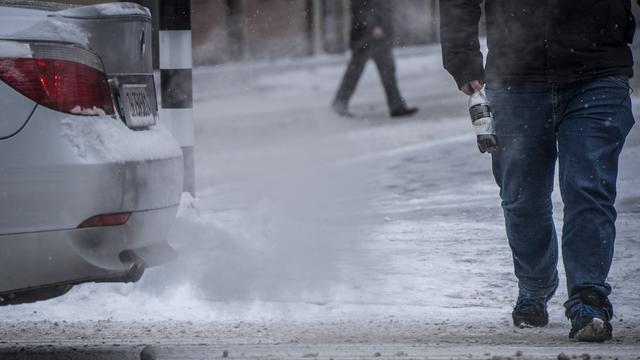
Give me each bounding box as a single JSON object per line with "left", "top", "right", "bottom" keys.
{"left": 0, "top": 43, "right": 114, "bottom": 116}
{"left": 78, "top": 213, "right": 131, "bottom": 229}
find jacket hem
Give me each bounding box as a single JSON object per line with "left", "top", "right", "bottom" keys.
{"left": 486, "top": 67, "right": 633, "bottom": 85}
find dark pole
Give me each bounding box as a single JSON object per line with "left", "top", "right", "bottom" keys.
{"left": 159, "top": 0, "right": 195, "bottom": 196}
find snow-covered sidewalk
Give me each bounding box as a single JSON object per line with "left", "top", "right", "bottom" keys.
{"left": 1, "top": 45, "right": 639, "bottom": 359}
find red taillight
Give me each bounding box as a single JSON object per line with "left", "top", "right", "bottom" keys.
{"left": 78, "top": 213, "right": 131, "bottom": 229}
{"left": 0, "top": 58, "right": 114, "bottom": 115}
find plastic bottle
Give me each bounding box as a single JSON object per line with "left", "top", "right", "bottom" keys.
{"left": 468, "top": 88, "right": 498, "bottom": 154}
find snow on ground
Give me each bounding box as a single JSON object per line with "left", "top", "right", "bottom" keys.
{"left": 1, "top": 45, "right": 639, "bottom": 358}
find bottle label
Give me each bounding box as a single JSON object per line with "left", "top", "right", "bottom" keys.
{"left": 473, "top": 119, "right": 495, "bottom": 135}
{"left": 469, "top": 104, "right": 492, "bottom": 122}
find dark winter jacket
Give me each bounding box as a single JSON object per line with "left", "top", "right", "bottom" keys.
{"left": 440, "top": 0, "right": 637, "bottom": 89}
{"left": 350, "top": 0, "right": 394, "bottom": 50}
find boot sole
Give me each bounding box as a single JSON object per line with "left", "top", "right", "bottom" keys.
{"left": 575, "top": 318, "right": 612, "bottom": 342}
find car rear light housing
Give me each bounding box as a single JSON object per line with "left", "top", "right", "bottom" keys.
{"left": 78, "top": 213, "right": 131, "bottom": 229}
{"left": 0, "top": 42, "right": 114, "bottom": 116}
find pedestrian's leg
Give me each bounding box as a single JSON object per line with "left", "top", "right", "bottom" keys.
{"left": 333, "top": 48, "right": 369, "bottom": 112}
{"left": 556, "top": 76, "right": 635, "bottom": 337}
{"left": 487, "top": 83, "right": 560, "bottom": 303}
{"left": 371, "top": 46, "right": 407, "bottom": 113}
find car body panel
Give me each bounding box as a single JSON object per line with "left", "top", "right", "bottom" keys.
{"left": 0, "top": 206, "right": 178, "bottom": 294}
{"left": 0, "top": 80, "right": 36, "bottom": 139}
{"left": 0, "top": 105, "right": 183, "bottom": 235}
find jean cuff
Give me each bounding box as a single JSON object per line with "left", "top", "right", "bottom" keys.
{"left": 518, "top": 275, "right": 559, "bottom": 302}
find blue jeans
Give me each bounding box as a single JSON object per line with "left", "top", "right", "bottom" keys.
{"left": 486, "top": 76, "right": 635, "bottom": 317}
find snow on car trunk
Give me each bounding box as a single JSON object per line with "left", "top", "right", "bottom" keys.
{"left": 0, "top": 40, "right": 31, "bottom": 58}
{"left": 59, "top": 115, "right": 181, "bottom": 163}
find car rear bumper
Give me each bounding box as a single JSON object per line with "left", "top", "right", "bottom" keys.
{"left": 0, "top": 106, "right": 184, "bottom": 234}
{"left": 0, "top": 205, "right": 178, "bottom": 295}
{"left": 0, "top": 106, "right": 184, "bottom": 295}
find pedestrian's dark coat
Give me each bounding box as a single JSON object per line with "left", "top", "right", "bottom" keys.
{"left": 440, "top": 0, "right": 637, "bottom": 89}
{"left": 350, "top": 0, "right": 394, "bottom": 50}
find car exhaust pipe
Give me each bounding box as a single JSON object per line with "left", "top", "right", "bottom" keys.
{"left": 92, "top": 250, "right": 147, "bottom": 284}
{"left": 118, "top": 250, "right": 146, "bottom": 283}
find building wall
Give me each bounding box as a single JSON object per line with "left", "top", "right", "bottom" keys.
{"left": 191, "top": 0, "right": 440, "bottom": 63}
{"left": 242, "top": 0, "right": 310, "bottom": 59}
{"left": 193, "top": 0, "right": 312, "bottom": 64}
{"left": 191, "top": 0, "right": 227, "bottom": 65}
{"left": 392, "top": 0, "right": 438, "bottom": 46}
{"left": 321, "top": 0, "right": 349, "bottom": 54}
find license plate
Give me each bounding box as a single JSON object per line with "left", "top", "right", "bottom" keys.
{"left": 120, "top": 84, "right": 156, "bottom": 128}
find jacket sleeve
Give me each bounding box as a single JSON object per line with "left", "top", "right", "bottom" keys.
{"left": 440, "top": 0, "right": 485, "bottom": 90}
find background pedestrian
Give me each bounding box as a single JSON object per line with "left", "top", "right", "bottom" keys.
{"left": 332, "top": 0, "right": 418, "bottom": 118}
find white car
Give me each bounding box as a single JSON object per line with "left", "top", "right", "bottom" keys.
{"left": 0, "top": 1, "right": 183, "bottom": 305}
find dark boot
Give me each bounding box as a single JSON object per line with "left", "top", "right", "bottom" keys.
{"left": 390, "top": 107, "right": 419, "bottom": 118}
{"left": 512, "top": 298, "right": 549, "bottom": 328}
{"left": 512, "top": 283, "right": 557, "bottom": 328}
{"left": 332, "top": 101, "right": 353, "bottom": 117}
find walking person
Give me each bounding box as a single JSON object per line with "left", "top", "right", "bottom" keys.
{"left": 332, "top": 0, "right": 418, "bottom": 118}
{"left": 440, "top": 0, "right": 636, "bottom": 341}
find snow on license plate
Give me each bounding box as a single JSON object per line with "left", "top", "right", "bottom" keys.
{"left": 120, "top": 84, "right": 156, "bottom": 128}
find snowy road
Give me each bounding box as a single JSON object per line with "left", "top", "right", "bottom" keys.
{"left": 1, "top": 45, "right": 639, "bottom": 359}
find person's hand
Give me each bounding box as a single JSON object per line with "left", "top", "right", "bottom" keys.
{"left": 462, "top": 80, "right": 484, "bottom": 95}
{"left": 371, "top": 26, "right": 385, "bottom": 39}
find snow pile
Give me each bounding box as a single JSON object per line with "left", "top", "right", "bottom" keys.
{"left": 0, "top": 40, "right": 31, "bottom": 58}
{"left": 92, "top": 3, "right": 151, "bottom": 17}
{"left": 11, "top": 18, "right": 89, "bottom": 46}
{"left": 70, "top": 106, "right": 107, "bottom": 117}
{"left": 53, "top": 3, "right": 150, "bottom": 21}
{"left": 60, "top": 116, "right": 182, "bottom": 163}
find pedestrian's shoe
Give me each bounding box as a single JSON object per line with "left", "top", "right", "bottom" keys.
{"left": 332, "top": 101, "right": 353, "bottom": 117}
{"left": 512, "top": 297, "right": 549, "bottom": 328}
{"left": 570, "top": 317, "right": 612, "bottom": 342}
{"left": 512, "top": 282, "right": 557, "bottom": 328}
{"left": 390, "top": 107, "right": 418, "bottom": 118}
{"left": 568, "top": 289, "right": 612, "bottom": 342}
